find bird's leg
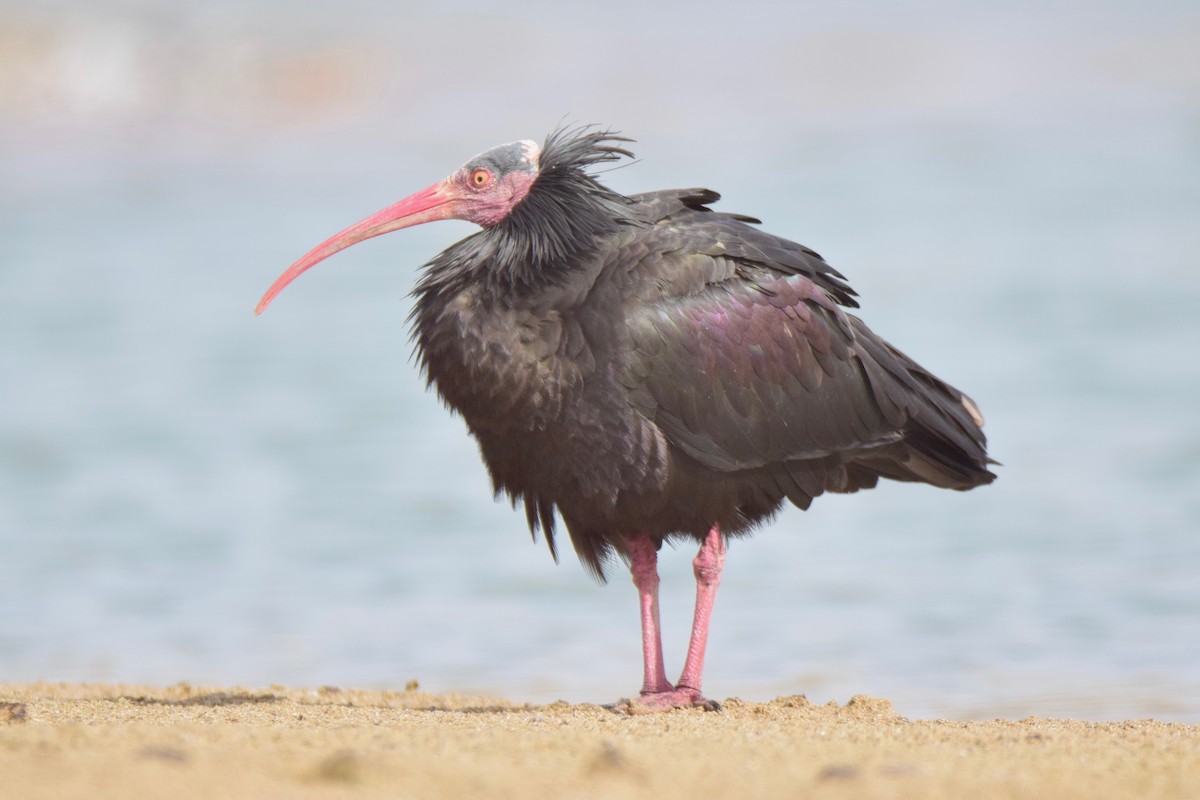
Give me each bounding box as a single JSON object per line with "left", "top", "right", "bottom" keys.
{"left": 617, "top": 528, "right": 723, "bottom": 713}
{"left": 674, "top": 525, "right": 725, "bottom": 706}
{"left": 626, "top": 536, "right": 673, "bottom": 696}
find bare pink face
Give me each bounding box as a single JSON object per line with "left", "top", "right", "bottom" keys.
{"left": 255, "top": 139, "right": 541, "bottom": 314}
{"left": 444, "top": 140, "right": 540, "bottom": 227}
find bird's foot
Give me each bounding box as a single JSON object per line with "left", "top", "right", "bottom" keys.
{"left": 611, "top": 688, "right": 721, "bottom": 714}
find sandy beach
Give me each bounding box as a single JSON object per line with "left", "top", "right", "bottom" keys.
{"left": 1, "top": 682, "right": 1196, "bottom": 799}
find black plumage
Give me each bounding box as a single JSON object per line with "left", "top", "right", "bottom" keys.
{"left": 258, "top": 124, "right": 995, "bottom": 709}
{"left": 407, "top": 127, "right": 994, "bottom": 579}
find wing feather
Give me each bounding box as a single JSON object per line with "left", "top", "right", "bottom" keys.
{"left": 625, "top": 274, "right": 897, "bottom": 470}
{"left": 619, "top": 190, "right": 992, "bottom": 487}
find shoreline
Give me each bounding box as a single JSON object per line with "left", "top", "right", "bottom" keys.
{"left": 2, "top": 681, "right": 1198, "bottom": 799}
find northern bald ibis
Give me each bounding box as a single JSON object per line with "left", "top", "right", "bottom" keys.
{"left": 257, "top": 126, "right": 995, "bottom": 711}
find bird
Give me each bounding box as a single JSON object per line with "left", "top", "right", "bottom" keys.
{"left": 256, "top": 125, "right": 996, "bottom": 712}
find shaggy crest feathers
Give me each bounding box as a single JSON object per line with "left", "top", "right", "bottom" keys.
{"left": 492, "top": 125, "right": 639, "bottom": 289}
{"left": 539, "top": 124, "right": 636, "bottom": 175}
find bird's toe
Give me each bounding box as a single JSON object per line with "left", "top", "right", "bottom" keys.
{"left": 610, "top": 689, "right": 722, "bottom": 714}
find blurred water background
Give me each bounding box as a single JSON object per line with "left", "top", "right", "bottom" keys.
{"left": 1, "top": 0, "right": 1198, "bottom": 721}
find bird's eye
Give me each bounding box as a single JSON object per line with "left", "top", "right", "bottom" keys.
{"left": 470, "top": 168, "right": 492, "bottom": 187}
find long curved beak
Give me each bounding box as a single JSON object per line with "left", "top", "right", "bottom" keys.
{"left": 255, "top": 180, "right": 455, "bottom": 314}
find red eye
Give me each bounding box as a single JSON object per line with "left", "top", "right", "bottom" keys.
{"left": 470, "top": 167, "right": 492, "bottom": 187}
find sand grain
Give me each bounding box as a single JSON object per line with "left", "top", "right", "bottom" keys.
{"left": 1, "top": 682, "right": 1196, "bottom": 799}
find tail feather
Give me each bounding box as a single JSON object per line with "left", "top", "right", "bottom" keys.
{"left": 851, "top": 318, "right": 996, "bottom": 490}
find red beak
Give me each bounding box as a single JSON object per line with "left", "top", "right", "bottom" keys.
{"left": 255, "top": 181, "right": 456, "bottom": 315}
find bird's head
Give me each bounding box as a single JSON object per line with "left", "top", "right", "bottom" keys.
{"left": 256, "top": 127, "right": 633, "bottom": 313}
{"left": 440, "top": 139, "right": 544, "bottom": 227}
{"left": 255, "top": 139, "right": 543, "bottom": 314}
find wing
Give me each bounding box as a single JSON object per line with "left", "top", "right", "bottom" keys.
{"left": 620, "top": 190, "right": 992, "bottom": 487}
{"left": 627, "top": 188, "right": 859, "bottom": 307}
{"left": 623, "top": 273, "right": 902, "bottom": 470}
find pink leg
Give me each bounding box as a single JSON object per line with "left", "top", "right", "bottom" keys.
{"left": 618, "top": 528, "right": 724, "bottom": 713}
{"left": 627, "top": 536, "right": 673, "bottom": 695}
{"left": 676, "top": 525, "right": 726, "bottom": 696}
